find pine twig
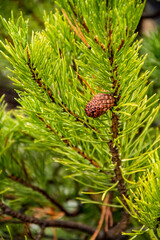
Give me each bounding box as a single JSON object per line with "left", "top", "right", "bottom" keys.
{"left": 0, "top": 201, "right": 105, "bottom": 240}
{"left": 67, "top": 0, "right": 90, "bottom": 34}
{"left": 73, "top": 15, "right": 130, "bottom": 239}
{"left": 20, "top": 158, "right": 30, "bottom": 181}
{"left": 106, "top": 19, "right": 130, "bottom": 237}
{"left": 61, "top": 8, "right": 130, "bottom": 232}
{"left": 107, "top": 19, "right": 129, "bottom": 206}
{"left": 71, "top": 59, "right": 87, "bottom": 89}
{"left": 0, "top": 200, "right": 131, "bottom": 240}
{"left": 66, "top": 2, "right": 106, "bottom": 51}
{"left": 62, "top": 9, "right": 90, "bottom": 48}
{"left": 94, "top": 36, "right": 106, "bottom": 51}
{"left": 107, "top": 212, "right": 130, "bottom": 240}
{"left": 76, "top": 72, "right": 96, "bottom": 94}
{"left": 36, "top": 225, "right": 46, "bottom": 240}
{"left": 9, "top": 152, "right": 30, "bottom": 181}
{"left": 117, "top": 39, "right": 125, "bottom": 52}
{"left": 37, "top": 115, "right": 101, "bottom": 169}
{"left": 8, "top": 175, "right": 79, "bottom": 217}
{"left": 27, "top": 47, "right": 98, "bottom": 134}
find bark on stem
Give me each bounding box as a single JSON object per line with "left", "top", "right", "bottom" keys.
{"left": 107, "top": 19, "right": 130, "bottom": 238}
{"left": 0, "top": 200, "right": 130, "bottom": 240}
{"left": 0, "top": 201, "right": 105, "bottom": 239}
{"left": 107, "top": 18, "right": 129, "bottom": 208}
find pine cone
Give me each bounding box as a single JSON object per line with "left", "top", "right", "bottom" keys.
{"left": 85, "top": 93, "right": 115, "bottom": 118}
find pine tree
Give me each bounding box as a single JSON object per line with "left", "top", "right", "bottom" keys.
{"left": 0, "top": 0, "right": 160, "bottom": 240}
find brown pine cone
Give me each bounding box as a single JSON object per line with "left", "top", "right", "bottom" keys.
{"left": 85, "top": 93, "right": 115, "bottom": 118}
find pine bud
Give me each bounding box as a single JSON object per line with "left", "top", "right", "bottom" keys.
{"left": 85, "top": 93, "right": 115, "bottom": 118}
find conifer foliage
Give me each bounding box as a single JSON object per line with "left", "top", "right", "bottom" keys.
{"left": 0, "top": 0, "right": 160, "bottom": 239}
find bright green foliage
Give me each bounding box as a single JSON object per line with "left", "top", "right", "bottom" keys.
{"left": 0, "top": 95, "right": 99, "bottom": 239}
{"left": 141, "top": 28, "right": 160, "bottom": 127}
{"left": 142, "top": 28, "right": 160, "bottom": 97}
{"left": 123, "top": 152, "right": 160, "bottom": 228}
{"left": 0, "top": 94, "right": 75, "bottom": 209}
{"left": 0, "top": 0, "right": 54, "bottom": 81}
{"left": 0, "top": 0, "right": 160, "bottom": 239}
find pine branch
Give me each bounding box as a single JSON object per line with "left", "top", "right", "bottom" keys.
{"left": 20, "top": 158, "right": 30, "bottom": 181}
{"left": 62, "top": 9, "right": 90, "bottom": 48}
{"left": 37, "top": 114, "right": 101, "bottom": 169}
{"left": 82, "top": 17, "right": 128, "bottom": 208}
{"left": 117, "top": 39, "right": 125, "bottom": 52}
{"left": 27, "top": 47, "right": 56, "bottom": 103}
{"left": 58, "top": 1, "right": 132, "bottom": 227}
{"left": 76, "top": 72, "right": 95, "bottom": 94}
{"left": 72, "top": 59, "right": 88, "bottom": 89}
{"left": 9, "top": 151, "right": 30, "bottom": 181}
{"left": 107, "top": 212, "right": 130, "bottom": 240}
{"left": 8, "top": 175, "right": 79, "bottom": 217}
{"left": 1, "top": 1, "right": 157, "bottom": 238}
{"left": 106, "top": 20, "right": 129, "bottom": 209}
{"left": 0, "top": 201, "right": 131, "bottom": 240}
{"left": 94, "top": 36, "right": 106, "bottom": 51}
{"left": 101, "top": 19, "right": 130, "bottom": 235}
{"left": 37, "top": 85, "right": 130, "bottom": 239}
{"left": 27, "top": 47, "right": 98, "bottom": 133}
{"left": 106, "top": 22, "right": 130, "bottom": 239}
{"left": 67, "top": 0, "right": 90, "bottom": 34}
{"left": 64, "top": 2, "right": 106, "bottom": 51}
{"left": 0, "top": 201, "right": 105, "bottom": 240}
